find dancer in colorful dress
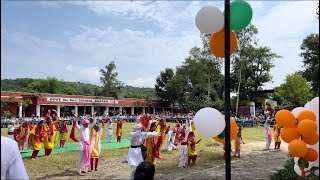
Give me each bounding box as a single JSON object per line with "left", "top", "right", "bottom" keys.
{"left": 116, "top": 119, "right": 124, "bottom": 143}
{"left": 74, "top": 118, "right": 96, "bottom": 176}
{"left": 59, "top": 118, "right": 68, "bottom": 148}
{"left": 178, "top": 124, "right": 189, "bottom": 168}
{"left": 273, "top": 123, "right": 281, "bottom": 149}
{"left": 43, "top": 117, "right": 57, "bottom": 156}
{"left": 29, "top": 120, "right": 46, "bottom": 160}
{"left": 14, "top": 119, "right": 33, "bottom": 150}
{"left": 7, "top": 120, "right": 18, "bottom": 140}
{"left": 173, "top": 121, "right": 181, "bottom": 147}
{"left": 234, "top": 124, "right": 245, "bottom": 158}
{"left": 106, "top": 118, "right": 114, "bottom": 143}
{"left": 187, "top": 131, "right": 201, "bottom": 165}
{"left": 264, "top": 116, "right": 273, "bottom": 150}
{"left": 90, "top": 123, "right": 103, "bottom": 171}
{"left": 146, "top": 122, "right": 160, "bottom": 166}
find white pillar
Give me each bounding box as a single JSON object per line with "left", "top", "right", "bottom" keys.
{"left": 19, "top": 105, "right": 23, "bottom": 118}
{"left": 105, "top": 106, "right": 109, "bottom": 116}
{"left": 75, "top": 105, "right": 78, "bottom": 115}
{"left": 119, "top": 107, "right": 123, "bottom": 115}
{"left": 131, "top": 107, "right": 135, "bottom": 115}
{"left": 83, "top": 106, "right": 86, "bottom": 115}
{"left": 91, "top": 106, "right": 94, "bottom": 116}
{"left": 153, "top": 107, "right": 155, "bottom": 115}
{"left": 36, "top": 105, "right": 40, "bottom": 117}
{"left": 56, "top": 105, "right": 61, "bottom": 117}
{"left": 142, "top": 107, "right": 146, "bottom": 114}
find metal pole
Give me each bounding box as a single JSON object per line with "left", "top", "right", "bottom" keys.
{"left": 224, "top": 0, "right": 231, "bottom": 180}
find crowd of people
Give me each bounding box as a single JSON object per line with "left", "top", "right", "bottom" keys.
{"left": 2, "top": 105, "right": 282, "bottom": 179}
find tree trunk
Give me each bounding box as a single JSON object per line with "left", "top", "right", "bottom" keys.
{"left": 236, "top": 68, "right": 242, "bottom": 116}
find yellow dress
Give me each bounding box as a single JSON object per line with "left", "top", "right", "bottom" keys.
{"left": 190, "top": 121, "right": 196, "bottom": 133}
{"left": 273, "top": 124, "right": 281, "bottom": 143}
{"left": 187, "top": 141, "right": 197, "bottom": 156}
{"left": 146, "top": 138, "right": 156, "bottom": 166}
{"left": 43, "top": 124, "right": 57, "bottom": 149}
{"left": 155, "top": 124, "right": 166, "bottom": 147}
{"left": 29, "top": 125, "right": 43, "bottom": 150}
{"left": 90, "top": 132, "right": 101, "bottom": 158}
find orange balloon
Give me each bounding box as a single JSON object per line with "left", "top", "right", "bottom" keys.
{"left": 209, "top": 28, "right": 237, "bottom": 58}
{"left": 275, "top": 110, "right": 297, "bottom": 127}
{"left": 280, "top": 127, "right": 301, "bottom": 143}
{"left": 297, "top": 110, "right": 316, "bottom": 123}
{"left": 297, "top": 119, "right": 318, "bottom": 138}
{"left": 304, "top": 148, "right": 318, "bottom": 162}
{"left": 288, "top": 139, "right": 308, "bottom": 157}
{"left": 213, "top": 118, "right": 238, "bottom": 143}
{"left": 303, "top": 134, "right": 319, "bottom": 145}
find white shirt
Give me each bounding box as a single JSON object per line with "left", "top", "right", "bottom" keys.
{"left": 7, "top": 125, "right": 17, "bottom": 133}
{"left": 127, "top": 130, "right": 161, "bottom": 167}
{"left": 75, "top": 122, "right": 95, "bottom": 142}
{"left": 1, "top": 136, "right": 29, "bottom": 180}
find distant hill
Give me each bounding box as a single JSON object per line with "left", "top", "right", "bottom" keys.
{"left": 1, "top": 78, "right": 158, "bottom": 100}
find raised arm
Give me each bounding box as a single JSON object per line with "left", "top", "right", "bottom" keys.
{"left": 74, "top": 119, "right": 80, "bottom": 130}
{"left": 141, "top": 131, "right": 162, "bottom": 140}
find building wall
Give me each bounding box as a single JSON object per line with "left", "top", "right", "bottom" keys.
{"left": 1, "top": 102, "right": 18, "bottom": 117}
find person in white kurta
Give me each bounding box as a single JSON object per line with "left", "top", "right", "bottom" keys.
{"left": 74, "top": 119, "right": 96, "bottom": 176}
{"left": 166, "top": 130, "right": 177, "bottom": 152}
{"left": 1, "top": 136, "right": 29, "bottom": 180}
{"left": 106, "top": 121, "right": 115, "bottom": 143}
{"left": 178, "top": 125, "right": 189, "bottom": 168}
{"left": 127, "top": 123, "right": 162, "bottom": 180}
{"left": 264, "top": 117, "right": 272, "bottom": 150}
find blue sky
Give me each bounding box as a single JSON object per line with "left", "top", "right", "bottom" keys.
{"left": 1, "top": 1, "right": 319, "bottom": 89}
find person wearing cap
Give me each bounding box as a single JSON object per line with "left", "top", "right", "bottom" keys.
{"left": 29, "top": 120, "right": 46, "bottom": 159}
{"left": 7, "top": 120, "right": 19, "bottom": 140}
{"left": 127, "top": 122, "right": 164, "bottom": 180}
{"left": 1, "top": 136, "right": 29, "bottom": 179}
{"left": 73, "top": 118, "right": 96, "bottom": 176}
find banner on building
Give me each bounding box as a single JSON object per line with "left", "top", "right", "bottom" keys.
{"left": 47, "top": 97, "right": 119, "bottom": 104}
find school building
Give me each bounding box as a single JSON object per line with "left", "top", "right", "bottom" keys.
{"left": 1, "top": 91, "right": 172, "bottom": 118}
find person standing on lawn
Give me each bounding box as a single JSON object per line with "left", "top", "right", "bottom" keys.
{"left": 43, "top": 117, "right": 57, "bottom": 156}
{"left": 29, "top": 120, "right": 46, "bottom": 160}
{"left": 127, "top": 120, "right": 163, "bottom": 180}
{"left": 234, "top": 124, "right": 245, "bottom": 158}
{"left": 106, "top": 118, "right": 115, "bottom": 143}
{"left": 90, "top": 122, "right": 103, "bottom": 171}
{"left": 59, "top": 118, "right": 69, "bottom": 148}
{"left": 187, "top": 131, "right": 201, "bottom": 165}
{"left": 73, "top": 118, "right": 96, "bottom": 176}
{"left": 178, "top": 124, "right": 189, "bottom": 168}
{"left": 14, "top": 119, "right": 33, "bottom": 150}
{"left": 116, "top": 118, "right": 124, "bottom": 143}
{"left": 264, "top": 116, "right": 273, "bottom": 150}
{"left": 273, "top": 123, "right": 281, "bottom": 149}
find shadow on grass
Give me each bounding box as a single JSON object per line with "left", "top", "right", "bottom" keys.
{"left": 36, "top": 170, "right": 78, "bottom": 179}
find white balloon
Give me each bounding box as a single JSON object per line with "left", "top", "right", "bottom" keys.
{"left": 195, "top": 6, "right": 224, "bottom": 34}
{"left": 194, "top": 107, "right": 225, "bottom": 137}
{"left": 292, "top": 107, "right": 306, "bottom": 118}
{"left": 294, "top": 164, "right": 302, "bottom": 176}
{"left": 304, "top": 101, "right": 312, "bottom": 110}
{"left": 309, "top": 97, "right": 319, "bottom": 114}
{"left": 315, "top": 169, "right": 319, "bottom": 176}
{"left": 294, "top": 157, "right": 299, "bottom": 164}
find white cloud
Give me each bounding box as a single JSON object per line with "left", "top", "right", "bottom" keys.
{"left": 78, "top": 67, "right": 101, "bottom": 84}
{"left": 127, "top": 77, "right": 155, "bottom": 88}
{"left": 65, "top": 64, "right": 73, "bottom": 72}
{"left": 37, "top": 1, "right": 61, "bottom": 8}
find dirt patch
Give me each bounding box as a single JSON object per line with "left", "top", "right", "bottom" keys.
{"left": 41, "top": 141, "right": 289, "bottom": 180}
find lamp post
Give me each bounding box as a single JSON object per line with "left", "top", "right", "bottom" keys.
{"left": 224, "top": 0, "right": 231, "bottom": 179}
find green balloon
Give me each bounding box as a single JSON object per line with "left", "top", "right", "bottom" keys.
{"left": 218, "top": 130, "right": 226, "bottom": 139}
{"left": 230, "top": 0, "right": 253, "bottom": 31}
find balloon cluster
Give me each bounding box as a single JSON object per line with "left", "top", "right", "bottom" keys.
{"left": 275, "top": 97, "right": 319, "bottom": 177}
{"left": 195, "top": 0, "right": 253, "bottom": 58}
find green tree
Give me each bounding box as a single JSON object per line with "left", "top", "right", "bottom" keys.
{"left": 299, "top": 33, "right": 319, "bottom": 96}
{"left": 64, "top": 86, "right": 77, "bottom": 95}
{"left": 1, "top": 96, "right": 15, "bottom": 109}
{"left": 276, "top": 73, "right": 312, "bottom": 106}
{"left": 155, "top": 68, "right": 175, "bottom": 100}
{"left": 100, "top": 61, "right": 123, "bottom": 115}
{"left": 233, "top": 45, "right": 280, "bottom": 102}
{"left": 231, "top": 24, "right": 258, "bottom": 114}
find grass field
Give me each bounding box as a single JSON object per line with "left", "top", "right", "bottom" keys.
{"left": 1, "top": 122, "right": 267, "bottom": 179}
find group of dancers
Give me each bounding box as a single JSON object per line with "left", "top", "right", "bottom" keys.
{"left": 127, "top": 114, "right": 202, "bottom": 179}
